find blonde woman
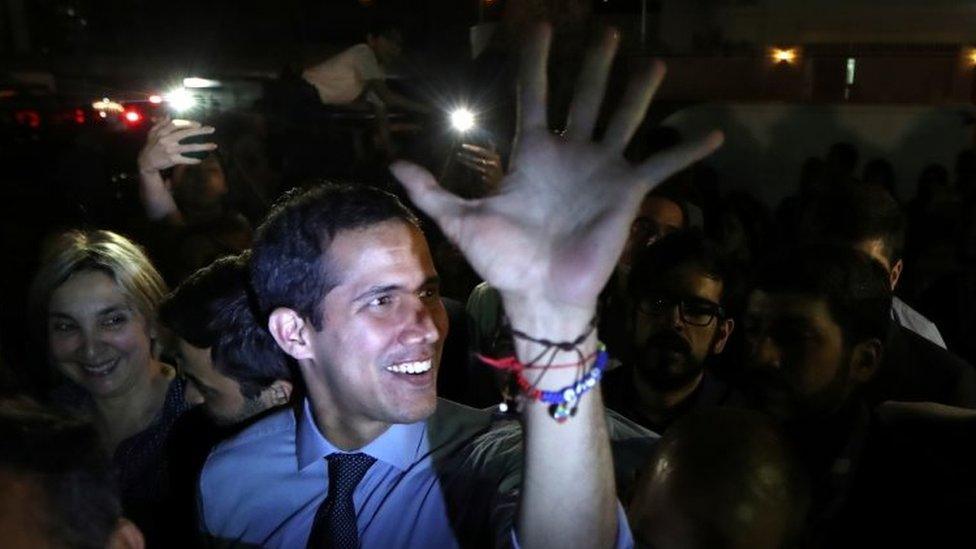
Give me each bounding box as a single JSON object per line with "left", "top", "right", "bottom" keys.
{"left": 29, "top": 229, "right": 198, "bottom": 544}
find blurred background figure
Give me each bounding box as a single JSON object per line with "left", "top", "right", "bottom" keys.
{"left": 0, "top": 396, "right": 145, "bottom": 549}
{"left": 627, "top": 408, "right": 809, "bottom": 549}
{"left": 136, "top": 114, "right": 277, "bottom": 284}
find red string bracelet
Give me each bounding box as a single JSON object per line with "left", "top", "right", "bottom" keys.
{"left": 476, "top": 349, "right": 599, "bottom": 372}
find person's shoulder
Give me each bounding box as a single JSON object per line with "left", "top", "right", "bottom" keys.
{"left": 430, "top": 400, "right": 518, "bottom": 460}
{"left": 347, "top": 43, "right": 379, "bottom": 63}
{"left": 605, "top": 407, "right": 660, "bottom": 442}
{"left": 198, "top": 407, "right": 298, "bottom": 532}
{"left": 201, "top": 406, "right": 296, "bottom": 486}
{"left": 894, "top": 323, "right": 968, "bottom": 369}
{"left": 427, "top": 398, "right": 495, "bottom": 446}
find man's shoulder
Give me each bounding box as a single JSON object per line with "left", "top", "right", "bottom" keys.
{"left": 200, "top": 406, "right": 297, "bottom": 497}
{"left": 886, "top": 323, "right": 976, "bottom": 406}
{"left": 605, "top": 407, "right": 659, "bottom": 442}
{"left": 210, "top": 406, "right": 295, "bottom": 457}
{"left": 427, "top": 398, "right": 496, "bottom": 449}
{"left": 198, "top": 407, "right": 316, "bottom": 541}
{"left": 892, "top": 323, "right": 968, "bottom": 370}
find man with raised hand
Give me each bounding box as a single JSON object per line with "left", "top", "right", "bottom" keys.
{"left": 198, "top": 24, "right": 721, "bottom": 548}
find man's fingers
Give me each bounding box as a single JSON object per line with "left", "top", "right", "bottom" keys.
{"left": 461, "top": 142, "right": 491, "bottom": 154}
{"left": 171, "top": 155, "right": 203, "bottom": 165}
{"left": 458, "top": 157, "right": 492, "bottom": 175}
{"left": 147, "top": 116, "right": 172, "bottom": 139}
{"left": 457, "top": 150, "right": 498, "bottom": 166}
{"left": 565, "top": 28, "right": 619, "bottom": 142}
{"left": 636, "top": 130, "right": 724, "bottom": 186}
{"left": 602, "top": 60, "right": 665, "bottom": 150}
{"left": 174, "top": 143, "right": 218, "bottom": 153}
{"left": 161, "top": 126, "right": 215, "bottom": 144}
{"left": 390, "top": 161, "right": 467, "bottom": 232}
{"left": 156, "top": 120, "right": 202, "bottom": 139}
{"left": 516, "top": 23, "right": 552, "bottom": 135}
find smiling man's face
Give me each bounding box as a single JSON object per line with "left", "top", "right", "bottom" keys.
{"left": 304, "top": 220, "right": 448, "bottom": 433}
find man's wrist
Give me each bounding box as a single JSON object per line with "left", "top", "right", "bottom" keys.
{"left": 500, "top": 293, "right": 600, "bottom": 393}
{"left": 500, "top": 294, "right": 596, "bottom": 341}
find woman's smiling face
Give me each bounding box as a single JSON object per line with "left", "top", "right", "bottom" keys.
{"left": 47, "top": 269, "right": 155, "bottom": 399}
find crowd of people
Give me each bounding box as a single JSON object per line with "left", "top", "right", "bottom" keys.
{"left": 3, "top": 17, "right": 976, "bottom": 549}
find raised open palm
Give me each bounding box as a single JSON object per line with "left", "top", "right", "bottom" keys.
{"left": 392, "top": 24, "right": 722, "bottom": 310}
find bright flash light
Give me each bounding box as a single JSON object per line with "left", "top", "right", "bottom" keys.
{"left": 771, "top": 48, "right": 797, "bottom": 64}
{"left": 183, "top": 77, "right": 221, "bottom": 89}
{"left": 148, "top": 94, "right": 163, "bottom": 104}
{"left": 450, "top": 108, "right": 476, "bottom": 132}
{"left": 164, "top": 87, "right": 196, "bottom": 112}
{"left": 124, "top": 110, "right": 142, "bottom": 123}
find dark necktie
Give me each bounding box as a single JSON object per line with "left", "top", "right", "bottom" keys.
{"left": 306, "top": 452, "right": 377, "bottom": 549}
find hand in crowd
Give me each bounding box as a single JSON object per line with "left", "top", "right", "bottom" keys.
{"left": 457, "top": 142, "right": 504, "bottom": 191}
{"left": 137, "top": 117, "right": 217, "bottom": 174}
{"left": 393, "top": 25, "right": 723, "bottom": 314}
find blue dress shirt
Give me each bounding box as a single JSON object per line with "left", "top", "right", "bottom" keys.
{"left": 199, "top": 398, "right": 634, "bottom": 548}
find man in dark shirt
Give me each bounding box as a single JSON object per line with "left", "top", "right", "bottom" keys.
{"left": 604, "top": 230, "right": 738, "bottom": 433}
{"left": 741, "top": 244, "right": 976, "bottom": 545}
{"left": 802, "top": 182, "right": 976, "bottom": 407}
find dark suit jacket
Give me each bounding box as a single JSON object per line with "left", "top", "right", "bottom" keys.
{"left": 868, "top": 321, "right": 976, "bottom": 408}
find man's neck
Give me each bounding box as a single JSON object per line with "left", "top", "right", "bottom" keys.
{"left": 305, "top": 384, "right": 391, "bottom": 451}
{"left": 631, "top": 368, "right": 704, "bottom": 423}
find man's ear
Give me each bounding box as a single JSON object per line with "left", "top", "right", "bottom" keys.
{"left": 268, "top": 308, "right": 315, "bottom": 362}
{"left": 107, "top": 518, "right": 145, "bottom": 549}
{"left": 710, "top": 318, "right": 735, "bottom": 355}
{"left": 850, "top": 338, "right": 883, "bottom": 385}
{"left": 889, "top": 258, "right": 904, "bottom": 290}
{"left": 261, "top": 379, "right": 294, "bottom": 407}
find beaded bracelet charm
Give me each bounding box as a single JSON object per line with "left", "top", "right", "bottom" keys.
{"left": 478, "top": 343, "right": 609, "bottom": 423}
{"left": 536, "top": 346, "right": 608, "bottom": 422}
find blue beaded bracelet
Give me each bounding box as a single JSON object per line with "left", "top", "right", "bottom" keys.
{"left": 539, "top": 347, "right": 609, "bottom": 422}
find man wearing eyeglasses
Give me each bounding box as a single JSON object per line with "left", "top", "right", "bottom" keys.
{"left": 603, "top": 229, "right": 738, "bottom": 434}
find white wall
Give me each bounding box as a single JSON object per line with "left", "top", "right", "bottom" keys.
{"left": 665, "top": 103, "right": 976, "bottom": 205}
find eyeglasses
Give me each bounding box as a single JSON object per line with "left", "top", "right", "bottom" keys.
{"left": 637, "top": 294, "right": 725, "bottom": 327}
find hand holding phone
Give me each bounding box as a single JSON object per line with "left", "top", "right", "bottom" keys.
{"left": 137, "top": 116, "right": 217, "bottom": 173}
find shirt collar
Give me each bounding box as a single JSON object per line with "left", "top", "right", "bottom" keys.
{"left": 295, "top": 398, "right": 428, "bottom": 472}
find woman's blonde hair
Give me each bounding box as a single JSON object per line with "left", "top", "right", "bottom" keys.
{"left": 28, "top": 230, "right": 169, "bottom": 341}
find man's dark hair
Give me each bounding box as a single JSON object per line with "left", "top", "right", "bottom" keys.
{"left": 807, "top": 182, "right": 906, "bottom": 264}
{"left": 160, "top": 252, "right": 292, "bottom": 399}
{"left": 755, "top": 244, "right": 892, "bottom": 346}
{"left": 628, "top": 229, "right": 736, "bottom": 310}
{"left": 250, "top": 183, "right": 420, "bottom": 329}
{"left": 0, "top": 397, "right": 121, "bottom": 547}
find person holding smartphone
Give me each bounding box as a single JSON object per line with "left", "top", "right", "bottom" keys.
{"left": 136, "top": 117, "right": 252, "bottom": 282}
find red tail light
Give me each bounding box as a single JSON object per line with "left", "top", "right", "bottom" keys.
{"left": 123, "top": 108, "right": 143, "bottom": 125}
{"left": 14, "top": 109, "right": 41, "bottom": 128}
